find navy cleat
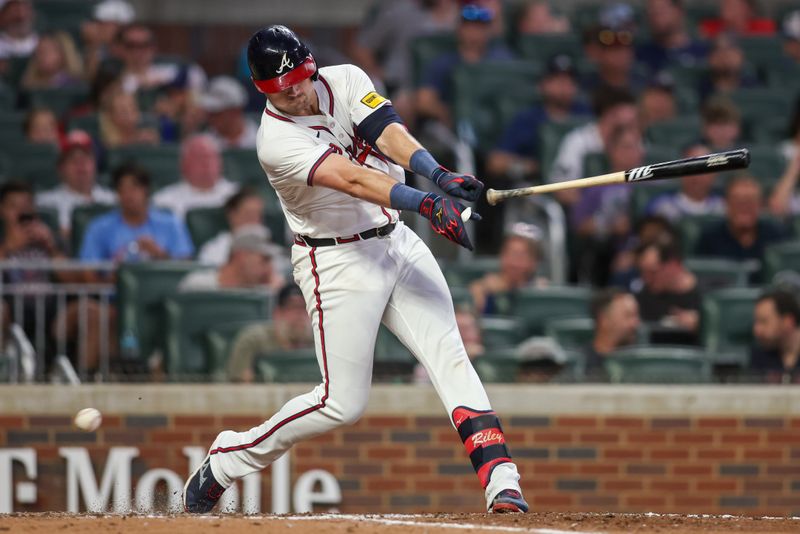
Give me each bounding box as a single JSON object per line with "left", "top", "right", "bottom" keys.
{"left": 183, "top": 455, "right": 227, "bottom": 513}
{"left": 489, "top": 489, "right": 529, "bottom": 513}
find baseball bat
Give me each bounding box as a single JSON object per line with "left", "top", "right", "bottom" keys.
{"left": 485, "top": 148, "right": 750, "bottom": 206}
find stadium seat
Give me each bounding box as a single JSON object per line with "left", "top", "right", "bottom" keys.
{"left": 410, "top": 33, "right": 457, "bottom": 87}
{"left": 516, "top": 34, "right": 581, "bottom": 63}
{"left": 116, "top": 261, "right": 202, "bottom": 366}
{"left": 2, "top": 56, "right": 29, "bottom": 87}
{"left": 223, "top": 148, "right": 265, "bottom": 185}
{"left": 629, "top": 182, "right": 679, "bottom": 218}
{"left": 0, "top": 82, "right": 14, "bottom": 110}
{"left": 678, "top": 214, "right": 725, "bottom": 257}
{"left": 684, "top": 257, "right": 759, "bottom": 290}
{"left": 185, "top": 206, "right": 228, "bottom": 251}
{"left": 583, "top": 152, "right": 608, "bottom": 178}
{"left": 604, "top": 346, "right": 712, "bottom": 384}
{"left": 375, "top": 324, "right": 414, "bottom": 363}
{"left": 70, "top": 203, "right": 115, "bottom": 255}
{"left": 442, "top": 256, "right": 500, "bottom": 287}
{"left": 738, "top": 36, "right": 785, "bottom": 71}
{"left": 481, "top": 316, "right": 525, "bottom": 349}
{"left": 645, "top": 116, "right": 702, "bottom": 150}
{"left": 763, "top": 241, "right": 800, "bottom": 282}
{"left": 256, "top": 349, "right": 320, "bottom": 383}
{"left": 729, "top": 88, "right": 795, "bottom": 140}
{"left": 164, "top": 291, "right": 271, "bottom": 380}
{"left": 746, "top": 145, "right": 786, "bottom": 190}
{"left": 450, "top": 286, "right": 475, "bottom": 309}
{"left": 0, "top": 111, "right": 25, "bottom": 140}
{"left": 5, "top": 143, "right": 60, "bottom": 191}
{"left": 544, "top": 317, "right": 594, "bottom": 350}
{"left": 701, "top": 287, "right": 761, "bottom": 354}
{"left": 67, "top": 113, "right": 100, "bottom": 141}
{"left": 510, "top": 286, "right": 591, "bottom": 336}
{"left": 473, "top": 350, "right": 520, "bottom": 383}
{"left": 25, "top": 86, "right": 89, "bottom": 118}
{"left": 107, "top": 145, "right": 180, "bottom": 190}
{"left": 203, "top": 320, "right": 261, "bottom": 382}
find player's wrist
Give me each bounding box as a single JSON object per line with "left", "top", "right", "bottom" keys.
{"left": 389, "top": 182, "right": 437, "bottom": 215}
{"left": 409, "top": 149, "right": 442, "bottom": 181}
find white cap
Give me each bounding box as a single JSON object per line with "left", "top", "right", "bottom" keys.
{"left": 784, "top": 10, "right": 800, "bottom": 41}
{"left": 200, "top": 76, "right": 248, "bottom": 112}
{"left": 93, "top": 0, "right": 135, "bottom": 23}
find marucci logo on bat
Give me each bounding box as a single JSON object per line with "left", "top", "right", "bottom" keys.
{"left": 706, "top": 155, "right": 729, "bottom": 167}
{"left": 627, "top": 165, "right": 653, "bottom": 181}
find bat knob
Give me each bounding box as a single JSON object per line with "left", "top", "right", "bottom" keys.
{"left": 486, "top": 189, "right": 498, "bottom": 206}
{"left": 461, "top": 207, "right": 472, "bottom": 222}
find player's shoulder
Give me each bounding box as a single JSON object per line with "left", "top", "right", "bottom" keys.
{"left": 318, "top": 63, "right": 370, "bottom": 86}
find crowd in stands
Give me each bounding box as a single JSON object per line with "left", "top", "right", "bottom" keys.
{"left": 1, "top": 0, "right": 800, "bottom": 384}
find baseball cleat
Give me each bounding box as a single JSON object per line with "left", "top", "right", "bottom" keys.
{"left": 183, "top": 454, "right": 226, "bottom": 513}
{"left": 489, "top": 489, "right": 529, "bottom": 513}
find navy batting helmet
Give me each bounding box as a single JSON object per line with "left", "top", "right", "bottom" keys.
{"left": 247, "top": 25, "right": 317, "bottom": 94}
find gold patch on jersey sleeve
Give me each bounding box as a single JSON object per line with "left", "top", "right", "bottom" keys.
{"left": 360, "top": 91, "right": 386, "bottom": 109}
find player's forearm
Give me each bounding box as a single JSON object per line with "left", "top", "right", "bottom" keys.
{"left": 375, "top": 123, "right": 423, "bottom": 168}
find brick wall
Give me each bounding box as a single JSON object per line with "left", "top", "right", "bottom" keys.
{"left": 3, "top": 410, "right": 800, "bottom": 515}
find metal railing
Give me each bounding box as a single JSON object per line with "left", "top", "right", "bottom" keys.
{"left": 0, "top": 260, "right": 116, "bottom": 383}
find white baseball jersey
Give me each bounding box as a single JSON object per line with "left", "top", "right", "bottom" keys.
{"left": 256, "top": 64, "right": 404, "bottom": 238}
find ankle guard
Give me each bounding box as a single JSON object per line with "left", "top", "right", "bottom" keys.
{"left": 452, "top": 406, "right": 512, "bottom": 488}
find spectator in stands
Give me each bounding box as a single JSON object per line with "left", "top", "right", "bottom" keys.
{"left": 179, "top": 224, "right": 283, "bottom": 292}
{"left": 582, "top": 25, "right": 646, "bottom": 94}
{"left": 783, "top": 10, "right": 800, "bottom": 64}
{"left": 226, "top": 282, "right": 312, "bottom": 383}
{"left": 81, "top": 0, "right": 135, "bottom": 79}
{"left": 751, "top": 290, "right": 800, "bottom": 384}
{"left": 414, "top": 304, "right": 484, "bottom": 384}
{"left": 487, "top": 54, "right": 589, "bottom": 182}
{"left": 152, "top": 134, "right": 239, "bottom": 221}
{"left": 699, "top": 34, "right": 759, "bottom": 102}
{"left": 779, "top": 96, "right": 800, "bottom": 163}
{"left": 635, "top": 236, "right": 701, "bottom": 344}
{"left": 0, "top": 0, "right": 37, "bottom": 62}
{"left": 696, "top": 176, "right": 788, "bottom": 277}
{"left": 638, "top": 72, "right": 678, "bottom": 130}
{"left": 19, "top": 32, "right": 83, "bottom": 90}
{"left": 700, "top": 96, "right": 742, "bottom": 151}
{"left": 548, "top": 86, "right": 638, "bottom": 206}
{"left": 116, "top": 22, "right": 205, "bottom": 96}
{"left": 584, "top": 288, "right": 641, "bottom": 382}
{"left": 24, "top": 108, "right": 60, "bottom": 146}
{"left": 517, "top": 1, "right": 570, "bottom": 34}
{"left": 99, "top": 89, "right": 159, "bottom": 148}
{"left": 572, "top": 126, "right": 641, "bottom": 286}
{"left": 79, "top": 163, "right": 193, "bottom": 265}
{"left": 646, "top": 143, "right": 726, "bottom": 222}
{"left": 636, "top": 0, "right": 708, "bottom": 74}
{"left": 200, "top": 76, "right": 258, "bottom": 149}
{"left": 197, "top": 187, "right": 267, "bottom": 266}
{"left": 415, "top": 3, "right": 514, "bottom": 128}
{"left": 153, "top": 65, "right": 204, "bottom": 143}
{"left": 515, "top": 337, "right": 568, "bottom": 383}
{"left": 36, "top": 130, "right": 116, "bottom": 238}
{"left": 609, "top": 214, "right": 675, "bottom": 289}
{"left": 769, "top": 148, "right": 800, "bottom": 217}
{"left": 348, "top": 0, "right": 457, "bottom": 124}
{"left": 470, "top": 223, "right": 547, "bottom": 315}
{"left": 700, "top": 0, "right": 775, "bottom": 38}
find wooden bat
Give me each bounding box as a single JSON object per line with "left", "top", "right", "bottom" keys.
{"left": 485, "top": 148, "right": 751, "bottom": 206}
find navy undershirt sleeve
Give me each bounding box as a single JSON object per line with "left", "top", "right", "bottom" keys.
{"left": 355, "top": 104, "right": 403, "bottom": 148}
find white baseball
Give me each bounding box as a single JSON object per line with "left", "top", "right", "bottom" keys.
{"left": 74, "top": 408, "right": 102, "bottom": 432}
{"left": 461, "top": 207, "right": 472, "bottom": 222}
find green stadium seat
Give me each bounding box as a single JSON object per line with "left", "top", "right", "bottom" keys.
{"left": 604, "top": 346, "right": 712, "bottom": 384}
{"left": 583, "top": 153, "right": 608, "bottom": 178}
{"left": 540, "top": 118, "right": 590, "bottom": 180}
{"left": 701, "top": 287, "right": 760, "bottom": 355}
{"left": 746, "top": 145, "right": 787, "bottom": 189}
{"left": 256, "top": 349, "right": 320, "bottom": 383}
{"left": 450, "top": 286, "right": 475, "bottom": 309}
{"left": 116, "top": 261, "right": 202, "bottom": 366}
{"left": 0, "top": 82, "right": 14, "bottom": 110}
{"left": 473, "top": 350, "right": 520, "bottom": 383}
{"left": 738, "top": 36, "right": 785, "bottom": 70}
{"left": 185, "top": 206, "right": 227, "bottom": 251}
{"left": 1, "top": 56, "right": 29, "bottom": 87}
{"left": 544, "top": 317, "right": 594, "bottom": 350}
{"left": 223, "top": 148, "right": 265, "bottom": 185}
{"left": 765, "top": 63, "right": 800, "bottom": 92}
{"left": 0, "top": 111, "right": 25, "bottom": 140}
{"left": 375, "top": 324, "right": 413, "bottom": 363}
{"left": 516, "top": 34, "right": 581, "bottom": 63}
{"left": 679, "top": 214, "right": 725, "bottom": 257}
{"left": 107, "top": 145, "right": 180, "bottom": 189}
{"left": 70, "top": 203, "right": 114, "bottom": 255}
{"left": 25, "top": 86, "right": 89, "bottom": 118}
{"left": 750, "top": 115, "right": 789, "bottom": 145}
{"left": 203, "top": 320, "right": 261, "bottom": 382}
{"left": 630, "top": 182, "right": 679, "bottom": 218}
{"left": 764, "top": 240, "right": 800, "bottom": 282}
{"left": 67, "top": 113, "right": 100, "bottom": 140}
{"left": 645, "top": 116, "right": 702, "bottom": 150}
{"left": 480, "top": 316, "right": 525, "bottom": 349}
{"left": 729, "top": 88, "right": 795, "bottom": 139}
{"left": 164, "top": 291, "right": 271, "bottom": 380}
{"left": 411, "top": 33, "right": 457, "bottom": 87}
{"left": 685, "top": 257, "right": 759, "bottom": 290}
{"left": 7, "top": 143, "right": 60, "bottom": 191}
{"left": 442, "top": 256, "right": 500, "bottom": 287}
{"left": 510, "top": 286, "right": 591, "bottom": 336}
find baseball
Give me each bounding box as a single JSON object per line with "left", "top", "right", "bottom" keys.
{"left": 74, "top": 408, "right": 102, "bottom": 432}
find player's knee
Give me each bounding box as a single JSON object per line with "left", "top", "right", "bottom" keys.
{"left": 327, "top": 397, "right": 367, "bottom": 426}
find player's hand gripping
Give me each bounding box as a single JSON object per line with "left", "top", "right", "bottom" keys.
{"left": 431, "top": 166, "right": 484, "bottom": 202}
{"left": 419, "top": 193, "right": 481, "bottom": 251}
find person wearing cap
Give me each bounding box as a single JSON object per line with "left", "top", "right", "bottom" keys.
{"left": 637, "top": 71, "right": 677, "bottom": 130}
{"left": 636, "top": 0, "right": 709, "bottom": 75}
{"left": 487, "top": 53, "right": 590, "bottom": 182}
{"left": 514, "top": 337, "right": 569, "bottom": 383}
{"left": 201, "top": 76, "right": 258, "bottom": 149}
{"left": 784, "top": 10, "right": 800, "bottom": 64}
{"left": 178, "top": 224, "right": 284, "bottom": 292}
{"left": 0, "top": 0, "right": 37, "bottom": 61}
{"left": 584, "top": 288, "right": 641, "bottom": 382}
{"left": 225, "top": 282, "right": 313, "bottom": 383}
{"left": 582, "top": 25, "right": 647, "bottom": 95}
{"left": 152, "top": 133, "right": 239, "bottom": 221}
{"left": 81, "top": 0, "right": 135, "bottom": 78}
{"left": 79, "top": 163, "right": 193, "bottom": 266}
{"left": 416, "top": 3, "right": 514, "bottom": 128}
{"left": 36, "top": 130, "right": 116, "bottom": 239}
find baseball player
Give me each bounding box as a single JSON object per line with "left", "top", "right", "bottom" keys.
{"left": 184, "top": 25, "right": 527, "bottom": 514}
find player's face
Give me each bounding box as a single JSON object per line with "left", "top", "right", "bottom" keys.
{"left": 267, "top": 78, "right": 317, "bottom": 116}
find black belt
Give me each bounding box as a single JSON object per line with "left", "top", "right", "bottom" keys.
{"left": 295, "top": 222, "right": 396, "bottom": 247}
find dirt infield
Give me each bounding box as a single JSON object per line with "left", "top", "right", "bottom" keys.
{"left": 2, "top": 512, "right": 799, "bottom": 534}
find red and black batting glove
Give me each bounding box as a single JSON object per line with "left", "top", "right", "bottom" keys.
{"left": 419, "top": 193, "right": 481, "bottom": 251}
{"left": 431, "top": 166, "right": 484, "bottom": 202}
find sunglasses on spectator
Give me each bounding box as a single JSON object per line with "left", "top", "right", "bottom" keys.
{"left": 598, "top": 29, "right": 633, "bottom": 47}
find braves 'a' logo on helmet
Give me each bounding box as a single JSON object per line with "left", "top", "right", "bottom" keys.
{"left": 276, "top": 53, "right": 294, "bottom": 74}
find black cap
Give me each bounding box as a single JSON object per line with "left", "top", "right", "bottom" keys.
{"left": 545, "top": 53, "right": 576, "bottom": 77}
{"left": 277, "top": 283, "right": 304, "bottom": 307}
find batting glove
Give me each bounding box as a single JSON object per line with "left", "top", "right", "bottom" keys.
{"left": 431, "top": 166, "right": 484, "bottom": 202}
{"left": 419, "top": 193, "right": 481, "bottom": 251}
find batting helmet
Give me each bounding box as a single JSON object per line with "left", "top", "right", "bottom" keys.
{"left": 247, "top": 25, "right": 317, "bottom": 94}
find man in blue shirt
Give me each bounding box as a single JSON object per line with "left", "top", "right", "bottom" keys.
{"left": 80, "top": 163, "right": 194, "bottom": 264}
{"left": 487, "top": 54, "right": 590, "bottom": 182}
{"left": 636, "top": 0, "right": 709, "bottom": 75}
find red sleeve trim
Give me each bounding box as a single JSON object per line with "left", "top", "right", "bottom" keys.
{"left": 307, "top": 147, "right": 335, "bottom": 186}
